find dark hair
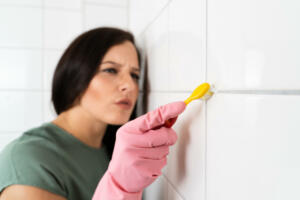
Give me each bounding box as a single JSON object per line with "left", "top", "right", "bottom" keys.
{"left": 51, "top": 27, "right": 145, "bottom": 159}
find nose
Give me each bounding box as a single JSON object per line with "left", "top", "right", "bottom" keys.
{"left": 118, "top": 73, "right": 136, "bottom": 93}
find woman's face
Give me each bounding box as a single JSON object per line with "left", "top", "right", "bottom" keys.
{"left": 80, "top": 41, "right": 140, "bottom": 125}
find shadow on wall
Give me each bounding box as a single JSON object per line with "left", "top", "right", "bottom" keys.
{"left": 137, "top": 49, "right": 149, "bottom": 117}
{"left": 176, "top": 102, "right": 204, "bottom": 184}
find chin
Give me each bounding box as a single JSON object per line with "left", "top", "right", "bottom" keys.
{"left": 107, "top": 117, "right": 131, "bottom": 126}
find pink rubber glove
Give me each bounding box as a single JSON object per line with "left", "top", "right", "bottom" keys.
{"left": 92, "top": 101, "right": 186, "bottom": 200}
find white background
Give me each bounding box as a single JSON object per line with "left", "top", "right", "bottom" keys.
{"left": 1, "top": 0, "right": 300, "bottom": 199}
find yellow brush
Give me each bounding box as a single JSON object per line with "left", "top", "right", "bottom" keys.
{"left": 164, "top": 82, "right": 215, "bottom": 128}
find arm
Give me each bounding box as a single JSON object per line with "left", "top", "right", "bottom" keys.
{"left": 92, "top": 101, "right": 186, "bottom": 200}
{"left": 0, "top": 185, "right": 67, "bottom": 200}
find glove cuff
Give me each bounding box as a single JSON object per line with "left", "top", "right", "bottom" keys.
{"left": 92, "top": 171, "right": 143, "bottom": 200}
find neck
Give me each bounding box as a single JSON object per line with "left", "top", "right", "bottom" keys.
{"left": 52, "top": 105, "right": 107, "bottom": 149}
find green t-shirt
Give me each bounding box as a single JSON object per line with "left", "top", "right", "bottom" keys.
{"left": 0, "top": 122, "right": 110, "bottom": 200}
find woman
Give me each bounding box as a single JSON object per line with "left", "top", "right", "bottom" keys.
{"left": 0, "top": 27, "right": 186, "bottom": 200}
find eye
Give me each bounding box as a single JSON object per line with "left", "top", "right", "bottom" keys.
{"left": 131, "top": 73, "right": 140, "bottom": 81}
{"left": 102, "top": 68, "right": 117, "bottom": 74}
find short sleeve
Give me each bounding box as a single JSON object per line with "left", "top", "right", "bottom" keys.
{"left": 0, "top": 140, "right": 67, "bottom": 197}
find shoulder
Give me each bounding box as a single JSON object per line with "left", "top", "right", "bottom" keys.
{"left": 0, "top": 123, "right": 67, "bottom": 197}
{"left": 1, "top": 185, "right": 67, "bottom": 200}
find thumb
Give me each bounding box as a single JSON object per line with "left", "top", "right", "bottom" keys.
{"left": 121, "top": 101, "right": 186, "bottom": 134}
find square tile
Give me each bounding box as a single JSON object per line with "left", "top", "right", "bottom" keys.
{"left": 0, "top": 6, "right": 42, "bottom": 48}
{"left": 169, "top": 0, "right": 206, "bottom": 91}
{"left": 44, "top": 9, "right": 83, "bottom": 49}
{"left": 84, "top": 5, "right": 127, "bottom": 31}
{"left": 0, "top": 49, "right": 42, "bottom": 89}
{"left": 45, "top": 0, "right": 81, "bottom": 10}
{"left": 206, "top": 93, "right": 300, "bottom": 200}
{"left": 0, "top": 91, "right": 43, "bottom": 132}
{"left": 0, "top": 0, "right": 42, "bottom": 6}
{"left": 207, "top": 0, "right": 300, "bottom": 90}
{"left": 143, "top": 6, "right": 169, "bottom": 92}
{"left": 128, "top": 0, "right": 169, "bottom": 36}
{"left": 86, "top": 0, "right": 127, "bottom": 7}
{"left": 43, "top": 50, "right": 63, "bottom": 90}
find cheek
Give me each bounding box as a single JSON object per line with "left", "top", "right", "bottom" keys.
{"left": 81, "top": 79, "right": 107, "bottom": 111}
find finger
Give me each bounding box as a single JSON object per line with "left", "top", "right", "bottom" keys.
{"left": 126, "top": 145, "right": 169, "bottom": 160}
{"left": 118, "top": 126, "right": 178, "bottom": 148}
{"left": 132, "top": 157, "right": 167, "bottom": 178}
{"left": 121, "top": 101, "right": 186, "bottom": 134}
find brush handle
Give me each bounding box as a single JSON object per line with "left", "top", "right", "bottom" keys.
{"left": 164, "top": 116, "right": 178, "bottom": 128}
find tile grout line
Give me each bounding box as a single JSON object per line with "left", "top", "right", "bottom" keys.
{"left": 137, "top": 0, "right": 173, "bottom": 38}
{"left": 84, "top": 1, "right": 127, "bottom": 9}
{"left": 41, "top": 0, "right": 45, "bottom": 122}
{"left": 162, "top": 173, "right": 186, "bottom": 200}
{"left": 217, "top": 90, "right": 300, "bottom": 95}
{"left": 146, "top": 90, "right": 300, "bottom": 95}
{"left": 204, "top": 0, "right": 208, "bottom": 199}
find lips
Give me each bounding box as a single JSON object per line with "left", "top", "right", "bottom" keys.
{"left": 115, "top": 98, "right": 132, "bottom": 107}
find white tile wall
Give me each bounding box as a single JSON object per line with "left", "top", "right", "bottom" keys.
{"left": 143, "top": 175, "right": 168, "bottom": 200}
{"left": 86, "top": 0, "right": 127, "bottom": 7}
{"left": 147, "top": 92, "right": 206, "bottom": 199}
{"left": 143, "top": 6, "right": 169, "bottom": 91}
{"left": 84, "top": 4, "right": 127, "bottom": 31}
{"left": 169, "top": 0, "right": 206, "bottom": 91}
{"left": 129, "top": 0, "right": 169, "bottom": 37}
{"left": 207, "top": 0, "right": 300, "bottom": 90}
{"left": 44, "top": 9, "right": 83, "bottom": 49}
{"left": 129, "top": 0, "right": 300, "bottom": 199}
{"left": 0, "top": 91, "right": 43, "bottom": 132}
{"left": 0, "top": 49, "right": 42, "bottom": 89}
{"left": 44, "top": 0, "right": 81, "bottom": 10}
{"left": 0, "top": 0, "right": 42, "bottom": 7}
{"left": 0, "top": 1, "right": 129, "bottom": 149}
{"left": 207, "top": 94, "right": 300, "bottom": 200}
{"left": 0, "top": 6, "right": 42, "bottom": 48}
{"left": 43, "top": 50, "right": 63, "bottom": 90}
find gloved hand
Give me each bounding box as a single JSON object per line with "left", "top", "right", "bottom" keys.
{"left": 92, "top": 101, "right": 186, "bottom": 200}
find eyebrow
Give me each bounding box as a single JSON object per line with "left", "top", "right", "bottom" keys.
{"left": 101, "top": 61, "right": 140, "bottom": 73}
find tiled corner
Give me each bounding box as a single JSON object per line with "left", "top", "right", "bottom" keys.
{"left": 169, "top": 0, "right": 206, "bottom": 91}
{"left": 167, "top": 180, "right": 184, "bottom": 200}
{"left": 0, "top": 6, "right": 42, "bottom": 48}
{"left": 84, "top": 4, "right": 127, "bottom": 31}
{"left": 128, "top": 0, "right": 169, "bottom": 37}
{"left": 206, "top": 93, "right": 300, "bottom": 200}
{"left": 143, "top": 6, "right": 169, "bottom": 92}
{"left": 0, "top": 49, "right": 42, "bottom": 89}
{"left": 44, "top": 9, "right": 82, "bottom": 49}
{"left": 0, "top": 91, "right": 43, "bottom": 132}
{"left": 148, "top": 92, "right": 206, "bottom": 200}
{"left": 166, "top": 98, "right": 206, "bottom": 199}
{"left": 207, "top": 0, "right": 300, "bottom": 90}
{"left": 144, "top": 175, "right": 168, "bottom": 200}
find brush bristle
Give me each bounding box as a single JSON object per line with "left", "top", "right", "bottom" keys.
{"left": 200, "top": 84, "right": 215, "bottom": 100}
